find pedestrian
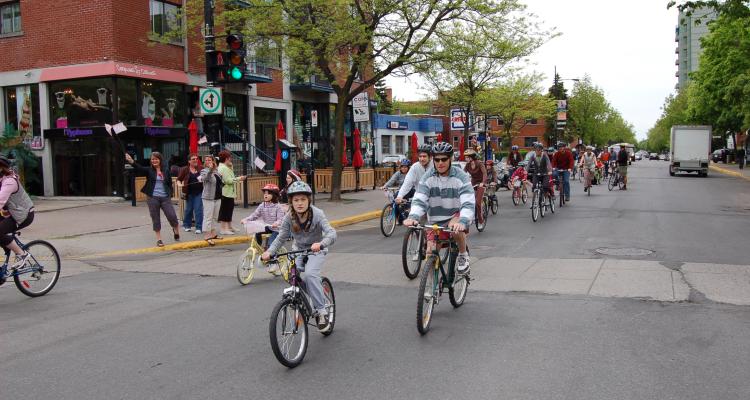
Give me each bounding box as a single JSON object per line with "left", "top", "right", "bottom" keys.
{"left": 198, "top": 155, "right": 222, "bottom": 246}
{"left": 736, "top": 130, "right": 747, "bottom": 170}
{"left": 177, "top": 153, "right": 203, "bottom": 234}
{"left": 125, "top": 152, "right": 180, "bottom": 247}
{"left": 279, "top": 169, "right": 303, "bottom": 204}
{"left": 217, "top": 150, "right": 246, "bottom": 235}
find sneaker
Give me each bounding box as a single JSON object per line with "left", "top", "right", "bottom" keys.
{"left": 195, "top": 229, "right": 202, "bottom": 234}
{"left": 316, "top": 312, "right": 329, "bottom": 330}
{"left": 412, "top": 253, "right": 420, "bottom": 262}
{"left": 10, "top": 252, "right": 30, "bottom": 271}
{"left": 219, "top": 230, "right": 235, "bottom": 236}
{"left": 183, "top": 227, "right": 192, "bottom": 232}
{"left": 456, "top": 254, "right": 469, "bottom": 273}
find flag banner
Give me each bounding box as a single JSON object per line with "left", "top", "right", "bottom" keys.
{"left": 113, "top": 122, "right": 127, "bottom": 134}
{"left": 254, "top": 157, "right": 266, "bottom": 170}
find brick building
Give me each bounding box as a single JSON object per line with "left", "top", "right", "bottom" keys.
{"left": 0, "top": 0, "right": 376, "bottom": 197}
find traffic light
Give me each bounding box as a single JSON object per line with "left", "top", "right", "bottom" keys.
{"left": 207, "top": 51, "right": 228, "bottom": 84}
{"left": 226, "top": 34, "right": 245, "bottom": 82}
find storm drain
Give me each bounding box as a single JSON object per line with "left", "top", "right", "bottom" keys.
{"left": 595, "top": 247, "right": 654, "bottom": 256}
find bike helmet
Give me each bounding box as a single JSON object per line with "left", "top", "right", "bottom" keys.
{"left": 432, "top": 142, "right": 453, "bottom": 155}
{"left": 286, "top": 169, "right": 302, "bottom": 182}
{"left": 400, "top": 159, "right": 412, "bottom": 167}
{"left": 533, "top": 142, "right": 544, "bottom": 149}
{"left": 511, "top": 145, "right": 519, "bottom": 151}
{"left": 286, "top": 181, "right": 312, "bottom": 196}
{"left": 417, "top": 144, "right": 432, "bottom": 155}
{"left": 557, "top": 141, "right": 567, "bottom": 148}
{"left": 547, "top": 147, "right": 555, "bottom": 153}
{"left": 463, "top": 148, "right": 478, "bottom": 158}
{"left": 262, "top": 183, "right": 280, "bottom": 194}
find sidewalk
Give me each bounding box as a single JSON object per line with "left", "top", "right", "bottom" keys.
{"left": 23, "top": 190, "right": 386, "bottom": 259}
{"left": 710, "top": 161, "right": 750, "bottom": 181}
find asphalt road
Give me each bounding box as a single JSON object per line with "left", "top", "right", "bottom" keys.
{"left": 2, "top": 159, "right": 749, "bottom": 399}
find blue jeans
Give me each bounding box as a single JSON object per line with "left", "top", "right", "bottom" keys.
{"left": 183, "top": 193, "right": 203, "bottom": 230}
{"left": 554, "top": 170, "right": 571, "bottom": 199}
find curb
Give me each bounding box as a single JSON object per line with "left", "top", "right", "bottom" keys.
{"left": 85, "top": 209, "right": 383, "bottom": 258}
{"left": 709, "top": 165, "right": 750, "bottom": 181}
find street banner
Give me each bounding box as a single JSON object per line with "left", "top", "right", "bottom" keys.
{"left": 311, "top": 110, "right": 318, "bottom": 127}
{"left": 353, "top": 92, "right": 369, "bottom": 122}
{"left": 450, "top": 109, "right": 468, "bottom": 130}
{"left": 556, "top": 100, "right": 567, "bottom": 112}
{"left": 557, "top": 112, "right": 567, "bottom": 121}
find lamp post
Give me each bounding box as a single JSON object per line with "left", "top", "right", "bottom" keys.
{"left": 553, "top": 66, "right": 580, "bottom": 145}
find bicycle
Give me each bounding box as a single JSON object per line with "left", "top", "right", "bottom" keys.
{"left": 472, "top": 184, "right": 489, "bottom": 232}
{"left": 380, "top": 187, "right": 410, "bottom": 237}
{"left": 553, "top": 169, "right": 566, "bottom": 207}
{"left": 402, "top": 224, "right": 450, "bottom": 279}
{"left": 583, "top": 167, "right": 594, "bottom": 196}
{"left": 511, "top": 177, "right": 528, "bottom": 206}
{"left": 608, "top": 166, "right": 625, "bottom": 191}
{"left": 530, "top": 173, "right": 554, "bottom": 222}
{"left": 266, "top": 248, "right": 336, "bottom": 368}
{"left": 236, "top": 222, "right": 289, "bottom": 285}
{"left": 0, "top": 232, "right": 61, "bottom": 297}
{"left": 486, "top": 182, "right": 499, "bottom": 215}
{"left": 414, "top": 224, "right": 470, "bottom": 335}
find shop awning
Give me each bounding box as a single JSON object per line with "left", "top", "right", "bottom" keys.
{"left": 40, "top": 61, "right": 190, "bottom": 84}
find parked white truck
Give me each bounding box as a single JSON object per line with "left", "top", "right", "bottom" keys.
{"left": 669, "top": 125, "right": 711, "bottom": 177}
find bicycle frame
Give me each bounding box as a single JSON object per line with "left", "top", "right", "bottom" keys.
{"left": 268, "top": 249, "right": 324, "bottom": 327}
{"left": 1, "top": 235, "right": 37, "bottom": 279}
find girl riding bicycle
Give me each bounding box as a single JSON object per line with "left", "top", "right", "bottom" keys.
{"left": 262, "top": 181, "right": 336, "bottom": 330}
{"left": 0, "top": 156, "right": 34, "bottom": 271}
{"left": 241, "top": 183, "right": 285, "bottom": 249}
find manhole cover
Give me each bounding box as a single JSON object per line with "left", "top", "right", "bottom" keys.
{"left": 595, "top": 247, "right": 654, "bottom": 256}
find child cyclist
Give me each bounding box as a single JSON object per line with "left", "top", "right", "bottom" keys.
{"left": 241, "top": 183, "right": 285, "bottom": 249}
{"left": 262, "top": 181, "right": 336, "bottom": 331}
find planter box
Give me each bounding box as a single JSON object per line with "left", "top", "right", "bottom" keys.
{"left": 313, "top": 168, "right": 374, "bottom": 193}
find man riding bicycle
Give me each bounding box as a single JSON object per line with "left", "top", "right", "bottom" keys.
{"left": 463, "top": 148, "right": 487, "bottom": 225}
{"left": 552, "top": 141, "right": 574, "bottom": 202}
{"left": 617, "top": 145, "right": 629, "bottom": 190}
{"left": 404, "top": 142, "right": 475, "bottom": 274}
{"left": 525, "top": 142, "right": 553, "bottom": 198}
{"left": 396, "top": 144, "right": 432, "bottom": 205}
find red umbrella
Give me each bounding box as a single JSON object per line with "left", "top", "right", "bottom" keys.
{"left": 410, "top": 132, "right": 419, "bottom": 163}
{"left": 341, "top": 134, "right": 349, "bottom": 167}
{"left": 436, "top": 133, "right": 442, "bottom": 142}
{"left": 352, "top": 128, "right": 364, "bottom": 168}
{"left": 459, "top": 135, "right": 465, "bottom": 161}
{"left": 188, "top": 119, "right": 198, "bottom": 154}
{"left": 274, "top": 120, "right": 285, "bottom": 172}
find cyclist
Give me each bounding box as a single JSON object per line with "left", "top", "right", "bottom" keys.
{"left": 525, "top": 142, "right": 553, "bottom": 198}
{"left": 463, "top": 148, "right": 487, "bottom": 225}
{"left": 599, "top": 148, "right": 611, "bottom": 179}
{"left": 262, "top": 181, "right": 336, "bottom": 331}
{"left": 382, "top": 159, "right": 411, "bottom": 224}
{"left": 579, "top": 146, "right": 598, "bottom": 192}
{"left": 552, "top": 141, "right": 574, "bottom": 202}
{"left": 396, "top": 144, "right": 432, "bottom": 205}
{"left": 403, "top": 142, "right": 475, "bottom": 274}
{"left": 0, "top": 155, "right": 34, "bottom": 272}
{"left": 617, "top": 144, "right": 629, "bottom": 190}
{"left": 240, "top": 183, "right": 285, "bottom": 249}
{"left": 485, "top": 159, "right": 498, "bottom": 186}
{"left": 508, "top": 145, "right": 523, "bottom": 172}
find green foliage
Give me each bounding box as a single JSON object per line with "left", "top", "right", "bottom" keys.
{"left": 644, "top": 88, "right": 693, "bottom": 152}
{"left": 392, "top": 100, "right": 432, "bottom": 115}
{"left": 566, "top": 76, "right": 636, "bottom": 147}
{"left": 375, "top": 76, "right": 393, "bottom": 115}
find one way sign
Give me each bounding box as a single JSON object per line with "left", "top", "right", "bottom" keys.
{"left": 199, "top": 87, "right": 223, "bottom": 115}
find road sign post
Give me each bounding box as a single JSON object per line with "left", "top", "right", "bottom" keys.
{"left": 199, "top": 87, "right": 223, "bottom": 115}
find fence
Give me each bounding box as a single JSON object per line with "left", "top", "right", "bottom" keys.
{"left": 312, "top": 168, "right": 375, "bottom": 193}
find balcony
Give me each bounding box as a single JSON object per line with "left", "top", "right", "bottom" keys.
{"left": 243, "top": 61, "right": 274, "bottom": 84}
{"left": 675, "top": 59, "right": 679, "bottom": 65}
{"left": 675, "top": 71, "right": 680, "bottom": 77}
{"left": 290, "top": 74, "right": 334, "bottom": 93}
{"left": 675, "top": 47, "right": 679, "bottom": 54}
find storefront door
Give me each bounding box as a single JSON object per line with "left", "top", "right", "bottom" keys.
{"left": 254, "top": 108, "right": 285, "bottom": 171}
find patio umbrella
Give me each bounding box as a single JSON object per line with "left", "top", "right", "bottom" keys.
{"left": 352, "top": 128, "right": 364, "bottom": 168}
{"left": 274, "top": 120, "right": 285, "bottom": 172}
{"left": 188, "top": 119, "right": 198, "bottom": 154}
{"left": 341, "top": 134, "right": 349, "bottom": 167}
{"left": 459, "top": 135, "right": 465, "bottom": 161}
{"left": 410, "top": 132, "right": 419, "bottom": 163}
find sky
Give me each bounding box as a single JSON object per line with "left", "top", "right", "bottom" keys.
{"left": 384, "top": 0, "right": 680, "bottom": 141}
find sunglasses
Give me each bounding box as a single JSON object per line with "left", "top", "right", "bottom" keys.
{"left": 433, "top": 157, "right": 450, "bottom": 163}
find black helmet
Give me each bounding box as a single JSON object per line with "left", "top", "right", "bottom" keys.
{"left": 0, "top": 155, "right": 12, "bottom": 169}
{"left": 557, "top": 141, "right": 567, "bottom": 148}
{"left": 431, "top": 142, "right": 453, "bottom": 155}
{"left": 417, "top": 144, "right": 432, "bottom": 155}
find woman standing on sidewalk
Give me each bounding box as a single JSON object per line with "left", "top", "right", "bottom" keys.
{"left": 125, "top": 152, "right": 180, "bottom": 247}
{"left": 177, "top": 154, "right": 203, "bottom": 234}
{"left": 199, "top": 155, "right": 222, "bottom": 246}
{"left": 217, "top": 150, "right": 246, "bottom": 236}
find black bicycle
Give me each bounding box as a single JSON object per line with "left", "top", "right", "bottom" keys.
{"left": 554, "top": 169, "right": 566, "bottom": 207}
{"left": 0, "top": 232, "right": 61, "bottom": 297}
{"left": 266, "top": 248, "right": 335, "bottom": 368}
{"left": 608, "top": 166, "right": 625, "bottom": 191}
{"left": 415, "top": 224, "right": 470, "bottom": 335}
{"left": 402, "top": 225, "right": 450, "bottom": 279}
{"left": 530, "top": 173, "right": 554, "bottom": 222}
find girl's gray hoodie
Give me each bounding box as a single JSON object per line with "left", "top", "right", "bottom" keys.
{"left": 268, "top": 205, "right": 336, "bottom": 253}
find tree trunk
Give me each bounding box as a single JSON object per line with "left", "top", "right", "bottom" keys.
{"left": 330, "top": 95, "right": 348, "bottom": 201}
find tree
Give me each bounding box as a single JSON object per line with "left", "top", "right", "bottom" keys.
{"left": 418, "top": 9, "right": 552, "bottom": 145}
{"left": 475, "top": 73, "right": 556, "bottom": 147}
{"left": 567, "top": 77, "right": 610, "bottom": 146}
{"left": 212, "top": 0, "right": 529, "bottom": 200}
{"left": 645, "top": 87, "right": 692, "bottom": 152}
{"left": 374, "top": 76, "right": 393, "bottom": 115}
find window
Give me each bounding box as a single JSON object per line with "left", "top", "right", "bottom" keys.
{"left": 395, "top": 136, "right": 404, "bottom": 155}
{"left": 524, "top": 137, "right": 537, "bottom": 147}
{"left": 0, "top": 2, "right": 21, "bottom": 35}
{"left": 49, "top": 78, "right": 114, "bottom": 128}
{"left": 140, "top": 80, "right": 185, "bottom": 127}
{"left": 150, "top": 0, "right": 181, "bottom": 44}
{"left": 3, "top": 85, "right": 39, "bottom": 137}
{"left": 524, "top": 118, "right": 538, "bottom": 125}
{"left": 381, "top": 135, "right": 391, "bottom": 154}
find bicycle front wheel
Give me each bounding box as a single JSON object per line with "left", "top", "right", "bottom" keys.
{"left": 269, "top": 298, "right": 308, "bottom": 368}
{"left": 475, "top": 197, "right": 488, "bottom": 232}
{"left": 14, "top": 240, "right": 61, "bottom": 297}
{"left": 402, "top": 229, "right": 423, "bottom": 279}
{"left": 512, "top": 188, "right": 520, "bottom": 205}
{"left": 539, "top": 191, "right": 546, "bottom": 218}
{"left": 490, "top": 196, "right": 499, "bottom": 215}
{"left": 380, "top": 204, "right": 396, "bottom": 237}
{"left": 549, "top": 194, "right": 556, "bottom": 214}
{"left": 531, "top": 190, "right": 539, "bottom": 222}
{"left": 321, "top": 277, "right": 336, "bottom": 336}
{"left": 416, "top": 255, "right": 439, "bottom": 335}
{"left": 608, "top": 175, "right": 616, "bottom": 191}
{"left": 449, "top": 267, "right": 468, "bottom": 308}
{"left": 236, "top": 248, "right": 256, "bottom": 285}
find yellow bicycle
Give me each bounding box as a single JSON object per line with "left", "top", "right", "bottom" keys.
{"left": 236, "top": 233, "right": 289, "bottom": 285}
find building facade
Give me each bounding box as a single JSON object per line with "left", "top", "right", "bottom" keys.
{"left": 373, "top": 114, "right": 443, "bottom": 163}
{"left": 676, "top": 7, "right": 717, "bottom": 91}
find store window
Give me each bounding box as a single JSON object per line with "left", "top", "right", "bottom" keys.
{"left": 524, "top": 137, "right": 537, "bottom": 147}
{"left": 394, "top": 135, "right": 404, "bottom": 155}
{"left": 140, "top": 80, "right": 185, "bottom": 127}
{"left": 49, "top": 78, "right": 114, "bottom": 128}
{"left": 3, "top": 85, "right": 39, "bottom": 137}
{"left": 116, "top": 78, "right": 138, "bottom": 125}
{"left": 0, "top": 2, "right": 21, "bottom": 35}
{"left": 223, "top": 93, "right": 247, "bottom": 142}
{"left": 150, "top": 0, "right": 181, "bottom": 44}
{"left": 381, "top": 135, "right": 391, "bottom": 154}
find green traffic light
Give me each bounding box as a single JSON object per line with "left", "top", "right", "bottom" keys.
{"left": 229, "top": 66, "right": 243, "bottom": 81}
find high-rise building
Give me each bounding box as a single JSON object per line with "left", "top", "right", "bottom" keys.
{"left": 675, "top": 7, "right": 717, "bottom": 91}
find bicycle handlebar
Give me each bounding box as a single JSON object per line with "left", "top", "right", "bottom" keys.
{"left": 266, "top": 247, "right": 326, "bottom": 262}
{"left": 407, "top": 223, "right": 463, "bottom": 234}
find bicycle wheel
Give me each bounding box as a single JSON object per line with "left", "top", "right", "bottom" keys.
{"left": 522, "top": 187, "right": 528, "bottom": 204}
{"left": 512, "top": 188, "right": 520, "bottom": 205}
{"left": 618, "top": 176, "right": 625, "bottom": 190}
{"left": 269, "top": 298, "right": 308, "bottom": 368}
{"left": 402, "top": 229, "right": 423, "bottom": 279}
{"left": 490, "top": 196, "right": 499, "bottom": 215}
{"left": 380, "top": 204, "right": 396, "bottom": 237}
{"left": 559, "top": 184, "right": 565, "bottom": 207}
{"left": 416, "top": 255, "right": 440, "bottom": 335}
{"left": 449, "top": 259, "right": 468, "bottom": 308}
{"left": 475, "top": 197, "right": 487, "bottom": 232}
{"left": 531, "top": 190, "right": 539, "bottom": 222}
{"left": 608, "top": 174, "right": 616, "bottom": 191}
{"left": 236, "top": 248, "right": 256, "bottom": 285}
{"left": 539, "top": 190, "right": 546, "bottom": 218}
{"left": 320, "top": 277, "right": 335, "bottom": 336}
{"left": 13, "top": 240, "right": 61, "bottom": 297}
{"left": 549, "top": 193, "right": 556, "bottom": 214}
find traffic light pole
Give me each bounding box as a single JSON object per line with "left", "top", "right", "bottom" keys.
{"left": 204, "top": 0, "right": 215, "bottom": 87}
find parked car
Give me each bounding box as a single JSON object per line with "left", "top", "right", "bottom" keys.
{"left": 649, "top": 153, "right": 659, "bottom": 160}
{"left": 635, "top": 153, "right": 642, "bottom": 161}
{"left": 711, "top": 149, "right": 726, "bottom": 163}
{"left": 658, "top": 154, "right": 666, "bottom": 161}
{"left": 381, "top": 154, "right": 406, "bottom": 167}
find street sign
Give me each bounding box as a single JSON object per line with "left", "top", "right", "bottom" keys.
{"left": 352, "top": 92, "right": 369, "bottom": 122}
{"left": 556, "top": 100, "right": 567, "bottom": 112}
{"left": 311, "top": 110, "right": 318, "bottom": 127}
{"left": 556, "top": 120, "right": 567, "bottom": 126}
{"left": 199, "top": 87, "right": 223, "bottom": 115}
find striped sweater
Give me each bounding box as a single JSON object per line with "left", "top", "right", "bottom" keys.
{"left": 408, "top": 164, "right": 475, "bottom": 226}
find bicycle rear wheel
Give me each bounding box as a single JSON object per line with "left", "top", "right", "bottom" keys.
{"left": 549, "top": 193, "right": 556, "bottom": 214}
{"left": 320, "top": 277, "right": 335, "bottom": 336}
{"left": 236, "top": 248, "right": 256, "bottom": 285}
{"left": 449, "top": 263, "right": 468, "bottom": 308}
{"left": 608, "top": 174, "right": 616, "bottom": 191}
{"left": 402, "top": 229, "right": 423, "bottom": 279}
{"left": 512, "top": 188, "right": 520, "bottom": 205}
{"left": 416, "top": 255, "right": 439, "bottom": 335}
{"left": 269, "top": 298, "right": 308, "bottom": 368}
{"left": 13, "top": 240, "right": 61, "bottom": 297}
{"left": 522, "top": 187, "right": 528, "bottom": 204}
{"left": 475, "top": 197, "right": 488, "bottom": 232}
{"left": 380, "top": 204, "right": 396, "bottom": 237}
{"left": 539, "top": 191, "right": 546, "bottom": 218}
